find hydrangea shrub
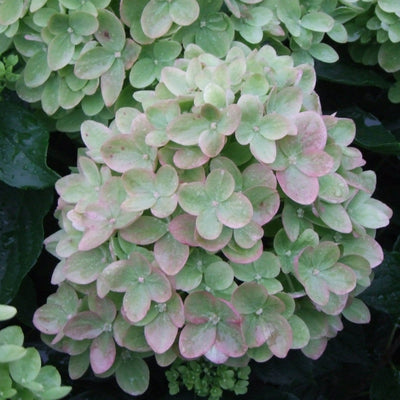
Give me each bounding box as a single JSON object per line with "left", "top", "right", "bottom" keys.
{"left": 32, "top": 42, "right": 392, "bottom": 397}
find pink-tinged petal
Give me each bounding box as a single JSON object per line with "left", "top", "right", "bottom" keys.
{"left": 319, "top": 293, "right": 348, "bottom": 316}
{"left": 242, "top": 164, "right": 277, "bottom": 190}
{"left": 242, "top": 314, "right": 265, "bottom": 347}
{"left": 320, "top": 263, "right": 357, "bottom": 295}
{"left": 167, "top": 113, "right": 208, "bottom": 145}
{"left": 90, "top": 332, "right": 116, "bottom": 374}
{"left": 64, "top": 248, "right": 109, "bottom": 285}
{"left": 217, "top": 193, "right": 253, "bottom": 229}
{"left": 121, "top": 192, "right": 156, "bottom": 212}
{"left": 234, "top": 221, "right": 264, "bottom": 249}
{"left": 151, "top": 195, "right": 178, "bottom": 218}
{"left": 205, "top": 169, "right": 235, "bottom": 202}
{"left": 167, "top": 294, "right": 185, "bottom": 328}
{"left": 154, "top": 233, "right": 189, "bottom": 276}
{"left": 64, "top": 311, "right": 104, "bottom": 340}
{"left": 296, "top": 150, "right": 334, "bottom": 177}
{"left": 295, "top": 111, "right": 327, "bottom": 151}
{"left": 145, "top": 313, "right": 178, "bottom": 353}
{"left": 323, "top": 115, "right": 355, "bottom": 147}
{"left": 259, "top": 113, "right": 297, "bottom": 140}
{"left": 178, "top": 182, "right": 209, "bottom": 216}
{"left": 42, "top": 335, "right": 90, "bottom": 356}
{"left": 101, "top": 58, "right": 124, "bottom": 107}
{"left": 205, "top": 344, "right": 229, "bottom": 364}
{"left": 303, "top": 276, "right": 330, "bottom": 306}
{"left": 301, "top": 337, "right": 327, "bottom": 360}
{"left": 316, "top": 202, "right": 352, "bottom": 234}
{"left": 101, "top": 134, "right": 155, "bottom": 173}
{"left": 81, "top": 121, "right": 113, "bottom": 163}
{"left": 267, "top": 86, "right": 303, "bottom": 117}
{"left": 99, "top": 259, "right": 141, "bottom": 294}
{"left": 342, "top": 298, "right": 371, "bottom": 324}
{"left": 179, "top": 323, "right": 216, "bottom": 359}
{"left": 196, "top": 208, "right": 223, "bottom": 240}
{"left": 341, "top": 235, "right": 383, "bottom": 268}
{"left": 146, "top": 269, "right": 172, "bottom": 303}
{"left": 123, "top": 284, "right": 151, "bottom": 323}
{"left": 33, "top": 304, "right": 69, "bottom": 335}
{"left": 173, "top": 147, "right": 210, "bottom": 169}
{"left": 169, "top": 214, "right": 199, "bottom": 247}
{"left": 88, "top": 294, "right": 116, "bottom": 323}
{"left": 266, "top": 316, "right": 292, "bottom": 358}
{"left": 237, "top": 94, "right": 263, "bottom": 122}
{"left": 155, "top": 165, "right": 179, "bottom": 196}
{"left": 215, "top": 321, "right": 247, "bottom": 358}
{"left": 199, "top": 129, "right": 226, "bottom": 158}
{"left": 276, "top": 166, "right": 319, "bottom": 205}
{"left": 194, "top": 226, "right": 232, "bottom": 252}
{"left": 222, "top": 239, "right": 263, "bottom": 264}
{"left": 78, "top": 225, "right": 113, "bottom": 251}
{"left": 218, "top": 104, "right": 242, "bottom": 135}
{"left": 250, "top": 135, "right": 277, "bottom": 164}
{"left": 184, "top": 291, "right": 216, "bottom": 323}
{"left": 245, "top": 186, "right": 280, "bottom": 226}
{"left": 122, "top": 168, "right": 155, "bottom": 194}
{"left": 120, "top": 216, "right": 167, "bottom": 245}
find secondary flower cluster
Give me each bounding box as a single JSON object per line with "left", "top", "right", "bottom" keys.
{"left": 1, "top": 0, "right": 398, "bottom": 134}
{"left": 33, "top": 44, "right": 392, "bottom": 396}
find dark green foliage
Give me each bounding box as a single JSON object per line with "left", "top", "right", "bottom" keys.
{"left": 165, "top": 359, "right": 250, "bottom": 400}
{"left": 0, "top": 183, "right": 53, "bottom": 304}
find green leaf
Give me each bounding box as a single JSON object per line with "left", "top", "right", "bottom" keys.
{"left": 315, "top": 60, "right": 391, "bottom": 89}
{"left": 361, "top": 251, "right": 400, "bottom": 317}
{"left": 370, "top": 368, "right": 400, "bottom": 400}
{"left": 0, "top": 305, "right": 17, "bottom": 321}
{"left": 0, "top": 344, "right": 27, "bottom": 363}
{"left": 9, "top": 347, "right": 41, "bottom": 384}
{"left": 338, "top": 107, "right": 400, "bottom": 155}
{"left": 0, "top": 326, "right": 24, "bottom": 346}
{"left": 41, "top": 386, "right": 72, "bottom": 400}
{"left": 0, "top": 183, "right": 53, "bottom": 303}
{"left": 0, "top": 99, "right": 58, "bottom": 188}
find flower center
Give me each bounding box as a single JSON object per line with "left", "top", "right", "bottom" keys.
{"left": 209, "top": 313, "right": 220, "bottom": 325}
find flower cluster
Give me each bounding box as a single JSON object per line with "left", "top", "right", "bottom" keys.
{"left": 33, "top": 44, "right": 392, "bottom": 396}
{"left": 0, "top": 0, "right": 398, "bottom": 137}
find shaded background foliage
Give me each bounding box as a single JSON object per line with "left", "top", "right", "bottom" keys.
{"left": 0, "top": 15, "right": 400, "bottom": 400}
